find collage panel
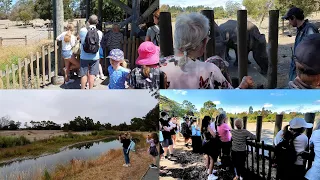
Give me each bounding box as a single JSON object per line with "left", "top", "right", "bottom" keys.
{"left": 0, "top": 90, "right": 159, "bottom": 180}
{"left": 159, "top": 0, "right": 320, "bottom": 89}
{"left": 159, "top": 89, "right": 320, "bottom": 180}
{"left": 0, "top": 0, "right": 160, "bottom": 91}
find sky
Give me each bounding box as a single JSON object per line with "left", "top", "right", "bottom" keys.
{"left": 160, "top": 90, "right": 320, "bottom": 114}
{"left": 0, "top": 90, "right": 158, "bottom": 127}
{"left": 160, "top": 0, "right": 243, "bottom": 8}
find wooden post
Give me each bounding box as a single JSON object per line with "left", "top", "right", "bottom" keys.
{"left": 131, "top": 37, "right": 136, "bottom": 69}
{"left": 268, "top": 10, "right": 279, "bottom": 89}
{"left": 201, "top": 10, "right": 215, "bottom": 58}
{"left": 0, "top": 37, "right": 2, "bottom": 47}
{"left": 243, "top": 116, "right": 247, "bottom": 129}
{"left": 5, "top": 65, "right": 9, "bottom": 89}
{"left": 273, "top": 114, "right": 283, "bottom": 140}
{"left": 0, "top": 70, "right": 3, "bottom": 89}
{"left": 36, "top": 52, "right": 40, "bottom": 88}
{"left": 48, "top": 45, "right": 52, "bottom": 83}
{"left": 42, "top": 46, "right": 46, "bottom": 84}
{"left": 237, "top": 10, "right": 248, "bottom": 82}
{"left": 230, "top": 117, "right": 235, "bottom": 129}
{"left": 24, "top": 59, "right": 28, "bottom": 88}
{"left": 30, "top": 53, "right": 34, "bottom": 88}
{"left": 130, "top": 0, "right": 136, "bottom": 37}
{"left": 282, "top": 18, "right": 284, "bottom": 35}
{"left": 18, "top": 59, "right": 22, "bottom": 89}
{"left": 159, "top": 12, "right": 174, "bottom": 57}
{"left": 256, "top": 116, "right": 263, "bottom": 142}
{"left": 58, "top": 41, "right": 63, "bottom": 76}
{"left": 98, "top": 0, "right": 103, "bottom": 30}
{"left": 11, "top": 64, "right": 16, "bottom": 88}
{"left": 305, "top": 113, "right": 315, "bottom": 139}
{"left": 25, "top": 35, "right": 27, "bottom": 45}
{"left": 86, "top": 0, "right": 90, "bottom": 21}
{"left": 54, "top": 40, "right": 58, "bottom": 76}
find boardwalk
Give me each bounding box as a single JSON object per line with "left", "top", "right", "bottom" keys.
{"left": 141, "top": 167, "right": 159, "bottom": 180}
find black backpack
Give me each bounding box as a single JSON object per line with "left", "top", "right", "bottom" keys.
{"left": 151, "top": 26, "right": 160, "bottom": 46}
{"left": 275, "top": 132, "right": 301, "bottom": 166}
{"left": 83, "top": 27, "right": 100, "bottom": 54}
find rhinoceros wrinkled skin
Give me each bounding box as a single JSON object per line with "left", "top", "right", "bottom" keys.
{"left": 219, "top": 20, "right": 268, "bottom": 75}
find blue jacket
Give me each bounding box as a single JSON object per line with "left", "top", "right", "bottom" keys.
{"left": 289, "top": 20, "right": 319, "bottom": 81}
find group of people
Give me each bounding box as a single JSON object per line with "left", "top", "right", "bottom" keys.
{"left": 119, "top": 132, "right": 160, "bottom": 170}
{"left": 159, "top": 6, "right": 320, "bottom": 89}
{"left": 56, "top": 10, "right": 160, "bottom": 90}
{"left": 159, "top": 111, "right": 320, "bottom": 180}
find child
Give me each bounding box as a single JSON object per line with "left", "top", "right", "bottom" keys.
{"left": 231, "top": 119, "right": 256, "bottom": 180}
{"left": 119, "top": 133, "right": 131, "bottom": 167}
{"left": 147, "top": 133, "right": 159, "bottom": 169}
{"left": 107, "top": 49, "right": 131, "bottom": 89}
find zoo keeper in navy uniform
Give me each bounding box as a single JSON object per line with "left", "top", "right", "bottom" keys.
{"left": 282, "top": 7, "right": 318, "bottom": 82}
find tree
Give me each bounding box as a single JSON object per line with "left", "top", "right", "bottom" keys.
{"left": 249, "top": 106, "right": 253, "bottom": 114}
{"left": 9, "top": 0, "right": 35, "bottom": 24}
{"left": 0, "top": 0, "right": 12, "bottom": 19}
{"left": 225, "top": 0, "right": 242, "bottom": 17}
{"left": 200, "top": 101, "right": 218, "bottom": 119}
{"left": 214, "top": 6, "right": 228, "bottom": 19}
{"left": 34, "top": 0, "right": 73, "bottom": 20}
{"left": 275, "top": 0, "right": 317, "bottom": 17}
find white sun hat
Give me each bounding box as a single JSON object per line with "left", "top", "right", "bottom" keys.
{"left": 289, "top": 117, "right": 313, "bottom": 129}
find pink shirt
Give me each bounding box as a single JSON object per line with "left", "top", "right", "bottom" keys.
{"left": 217, "top": 123, "right": 231, "bottom": 142}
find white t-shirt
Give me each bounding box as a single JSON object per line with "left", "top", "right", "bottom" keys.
{"left": 56, "top": 31, "right": 76, "bottom": 51}
{"left": 210, "top": 122, "right": 216, "bottom": 133}
{"left": 310, "top": 130, "right": 320, "bottom": 166}
{"left": 294, "top": 133, "right": 309, "bottom": 165}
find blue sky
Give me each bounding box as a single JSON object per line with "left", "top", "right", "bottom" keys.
{"left": 160, "top": 0, "right": 243, "bottom": 8}
{"left": 160, "top": 90, "right": 320, "bottom": 114}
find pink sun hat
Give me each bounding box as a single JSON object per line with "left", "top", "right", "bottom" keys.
{"left": 136, "top": 41, "right": 160, "bottom": 66}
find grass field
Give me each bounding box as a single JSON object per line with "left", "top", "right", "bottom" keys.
{"left": 46, "top": 133, "right": 153, "bottom": 180}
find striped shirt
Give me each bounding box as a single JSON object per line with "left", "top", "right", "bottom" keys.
{"left": 231, "top": 129, "right": 256, "bottom": 151}
{"left": 107, "top": 32, "right": 124, "bottom": 51}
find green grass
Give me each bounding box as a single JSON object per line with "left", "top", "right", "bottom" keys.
{"left": 0, "top": 131, "right": 118, "bottom": 162}
{"left": 0, "top": 136, "right": 31, "bottom": 148}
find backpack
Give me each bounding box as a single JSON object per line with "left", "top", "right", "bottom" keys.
{"left": 127, "top": 140, "right": 136, "bottom": 153}
{"left": 83, "top": 27, "right": 100, "bottom": 54}
{"left": 181, "top": 122, "right": 188, "bottom": 135}
{"left": 151, "top": 26, "right": 160, "bottom": 46}
{"left": 275, "top": 132, "right": 301, "bottom": 166}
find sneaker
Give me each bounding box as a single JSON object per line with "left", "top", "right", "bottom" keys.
{"left": 100, "top": 75, "right": 106, "bottom": 80}
{"left": 239, "top": 177, "right": 243, "bottom": 180}
{"left": 127, "top": 164, "right": 131, "bottom": 167}
{"left": 123, "top": 164, "right": 127, "bottom": 166}
{"left": 208, "top": 174, "right": 218, "bottom": 180}
{"left": 207, "top": 169, "right": 217, "bottom": 174}
{"left": 65, "top": 79, "right": 75, "bottom": 85}
{"left": 215, "top": 162, "right": 222, "bottom": 166}
{"left": 150, "top": 164, "right": 158, "bottom": 169}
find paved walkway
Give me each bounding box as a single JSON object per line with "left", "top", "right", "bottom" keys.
{"left": 141, "top": 167, "right": 159, "bottom": 180}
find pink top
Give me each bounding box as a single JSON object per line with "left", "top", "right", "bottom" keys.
{"left": 217, "top": 123, "right": 232, "bottom": 142}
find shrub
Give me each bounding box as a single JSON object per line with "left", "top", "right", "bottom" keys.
{"left": 0, "top": 136, "right": 31, "bottom": 148}
{"left": 91, "top": 131, "right": 98, "bottom": 136}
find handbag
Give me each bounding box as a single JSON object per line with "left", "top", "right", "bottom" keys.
{"left": 72, "top": 41, "right": 80, "bottom": 55}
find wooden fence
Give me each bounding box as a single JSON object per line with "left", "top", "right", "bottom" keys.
{"left": 0, "top": 36, "right": 27, "bottom": 46}
{"left": 0, "top": 36, "right": 142, "bottom": 89}
{"left": 229, "top": 113, "right": 316, "bottom": 180}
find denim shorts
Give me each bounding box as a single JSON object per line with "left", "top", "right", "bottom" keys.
{"left": 79, "top": 59, "right": 99, "bottom": 77}
{"left": 62, "top": 50, "right": 73, "bottom": 59}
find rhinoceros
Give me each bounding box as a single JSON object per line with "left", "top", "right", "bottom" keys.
{"left": 219, "top": 20, "right": 268, "bottom": 75}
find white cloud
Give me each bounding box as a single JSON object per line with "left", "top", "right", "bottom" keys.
{"left": 263, "top": 103, "right": 273, "bottom": 108}
{"left": 0, "top": 90, "right": 157, "bottom": 127}
{"left": 270, "top": 92, "right": 286, "bottom": 96}
{"left": 173, "top": 90, "right": 187, "bottom": 95}
{"left": 213, "top": 101, "right": 221, "bottom": 105}
{"left": 314, "top": 100, "right": 320, "bottom": 104}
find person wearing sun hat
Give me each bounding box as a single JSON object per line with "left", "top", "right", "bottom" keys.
{"left": 288, "top": 34, "right": 320, "bottom": 89}
{"left": 287, "top": 117, "right": 313, "bottom": 179}
{"left": 128, "top": 41, "right": 160, "bottom": 90}
{"left": 107, "top": 49, "right": 130, "bottom": 89}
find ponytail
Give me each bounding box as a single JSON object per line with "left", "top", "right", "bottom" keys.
{"left": 141, "top": 65, "right": 151, "bottom": 78}
{"left": 120, "top": 60, "right": 127, "bottom": 68}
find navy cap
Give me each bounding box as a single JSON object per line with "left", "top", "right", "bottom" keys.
{"left": 282, "top": 7, "right": 304, "bottom": 20}
{"left": 295, "top": 34, "right": 320, "bottom": 75}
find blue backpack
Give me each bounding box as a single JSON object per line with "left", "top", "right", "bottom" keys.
{"left": 127, "top": 140, "right": 136, "bottom": 153}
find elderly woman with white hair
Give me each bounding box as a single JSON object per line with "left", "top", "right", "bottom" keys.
{"left": 160, "top": 12, "right": 254, "bottom": 89}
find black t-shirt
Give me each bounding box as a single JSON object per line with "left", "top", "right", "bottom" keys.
{"left": 159, "top": 118, "right": 172, "bottom": 139}
{"left": 121, "top": 138, "right": 131, "bottom": 149}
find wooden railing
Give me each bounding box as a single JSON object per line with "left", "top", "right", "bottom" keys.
{"left": 0, "top": 36, "right": 28, "bottom": 46}
{"left": 0, "top": 36, "right": 143, "bottom": 89}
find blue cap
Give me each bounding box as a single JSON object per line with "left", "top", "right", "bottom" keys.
{"left": 107, "top": 49, "right": 124, "bottom": 61}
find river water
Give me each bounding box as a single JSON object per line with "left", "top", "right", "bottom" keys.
{"left": 0, "top": 139, "right": 122, "bottom": 179}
